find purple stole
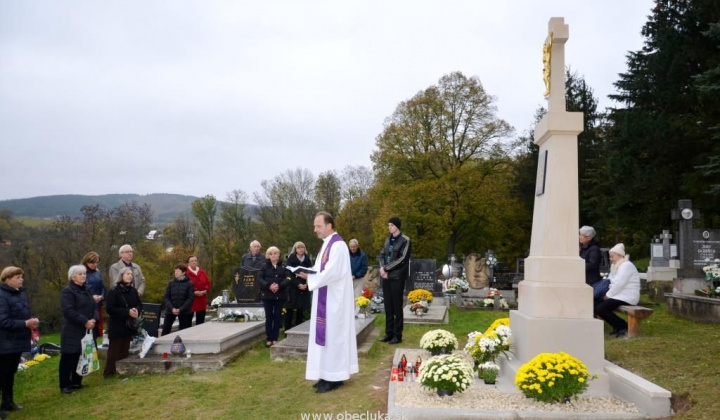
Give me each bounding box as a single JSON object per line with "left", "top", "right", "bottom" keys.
{"left": 315, "top": 233, "right": 344, "bottom": 346}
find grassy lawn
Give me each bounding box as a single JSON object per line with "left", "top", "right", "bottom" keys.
{"left": 11, "top": 302, "right": 719, "bottom": 420}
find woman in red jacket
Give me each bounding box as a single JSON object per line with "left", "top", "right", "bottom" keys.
{"left": 186, "top": 256, "right": 211, "bottom": 326}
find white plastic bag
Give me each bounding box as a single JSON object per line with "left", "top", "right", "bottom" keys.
{"left": 76, "top": 330, "right": 100, "bottom": 376}
{"left": 139, "top": 334, "right": 156, "bottom": 359}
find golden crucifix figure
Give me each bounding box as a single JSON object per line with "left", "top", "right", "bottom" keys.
{"left": 542, "top": 31, "right": 553, "bottom": 97}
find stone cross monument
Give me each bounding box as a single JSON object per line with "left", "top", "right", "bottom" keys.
{"left": 500, "top": 17, "right": 607, "bottom": 394}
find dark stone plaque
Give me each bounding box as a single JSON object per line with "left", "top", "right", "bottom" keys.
{"left": 140, "top": 303, "right": 161, "bottom": 338}
{"left": 231, "top": 266, "right": 262, "bottom": 304}
{"left": 409, "top": 259, "right": 442, "bottom": 296}
{"left": 691, "top": 229, "right": 720, "bottom": 269}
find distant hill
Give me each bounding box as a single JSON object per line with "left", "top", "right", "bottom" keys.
{"left": 0, "top": 193, "right": 256, "bottom": 225}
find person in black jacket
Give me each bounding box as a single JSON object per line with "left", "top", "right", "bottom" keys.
{"left": 258, "top": 246, "right": 289, "bottom": 347}
{"left": 103, "top": 267, "right": 142, "bottom": 378}
{"left": 378, "top": 217, "right": 411, "bottom": 345}
{"left": 285, "top": 241, "right": 313, "bottom": 331}
{"left": 579, "top": 226, "right": 602, "bottom": 286}
{"left": 0, "top": 267, "right": 39, "bottom": 415}
{"left": 161, "top": 264, "right": 194, "bottom": 336}
{"left": 59, "top": 265, "right": 98, "bottom": 394}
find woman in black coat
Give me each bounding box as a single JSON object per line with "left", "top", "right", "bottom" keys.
{"left": 258, "top": 246, "right": 289, "bottom": 347}
{"left": 103, "top": 267, "right": 142, "bottom": 378}
{"left": 579, "top": 226, "right": 602, "bottom": 285}
{"left": 59, "top": 265, "right": 98, "bottom": 394}
{"left": 161, "top": 263, "right": 194, "bottom": 336}
{"left": 0, "top": 266, "right": 39, "bottom": 415}
{"left": 284, "top": 241, "right": 313, "bottom": 330}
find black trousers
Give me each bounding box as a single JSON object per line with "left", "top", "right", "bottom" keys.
{"left": 284, "top": 308, "right": 306, "bottom": 331}
{"left": 58, "top": 353, "right": 83, "bottom": 390}
{"left": 161, "top": 312, "right": 193, "bottom": 336}
{"left": 262, "top": 299, "right": 284, "bottom": 341}
{"left": 0, "top": 353, "right": 21, "bottom": 403}
{"left": 382, "top": 277, "right": 405, "bottom": 338}
{"left": 595, "top": 298, "right": 630, "bottom": 332}
{"left": 193, "top": 310, "right": 207, "bottom": 326}
{"left": 103, "top": 336, "right": 131, "bottom": 378}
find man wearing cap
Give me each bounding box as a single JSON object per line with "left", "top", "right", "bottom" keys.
{"left": 378, "top": 217, "right": 411, "bottom": 344}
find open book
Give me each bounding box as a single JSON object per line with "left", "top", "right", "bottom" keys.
{"left": 286, "top": 266, "right": 317, "bottom": 275}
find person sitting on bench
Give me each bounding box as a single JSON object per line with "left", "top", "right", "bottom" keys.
{"left": 594, "top": 243, "right": 640, "bottom": 338}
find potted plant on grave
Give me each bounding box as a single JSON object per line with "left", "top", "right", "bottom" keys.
{"left": 418, "top": 353, "right": 474, "bottom": 397}
{"left": 515, "top": 351, "right": 596, "bottom": 403}
{"left": 408, "top": 289, "right": 434, "bottom": 304}
{"left": 465, "top": 318, "right": 512, "bottom": 374}
{"left": 409, "top": 299, "right": 429, "bottom": 316}
{"left": 420, "top": 329, "right": 459, "bottom": 356}
{"left": 355, "top": 296, "right": 370, "bottom": 318}
{"left": 479, "top": 362, "right": 499, "bottom": 384}
{"left": 700, "top": 259, "right": 720, "bottom": 298}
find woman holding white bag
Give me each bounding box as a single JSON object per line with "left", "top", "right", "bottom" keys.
{"left": 59, "top": 265, "right": 98, "bottom": 394}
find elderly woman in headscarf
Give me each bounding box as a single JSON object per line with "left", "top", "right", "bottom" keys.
{"left": 0, "top": 266, "right": 39, "bottom": 414}
{"left": 59, "top": 265, "right": 98, "bottom": 394}
{"left": 103, "top": 267, "right": 141, "bottom": 378}
{"left": 594, "top": 243, "right": 640, "bottom": 338}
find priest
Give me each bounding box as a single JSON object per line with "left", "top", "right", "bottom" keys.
{"left": 297, "top": 211, "right": 359, "bottom": 393}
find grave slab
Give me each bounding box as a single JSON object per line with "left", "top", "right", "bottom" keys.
{"left": 403, "top": 302, "right": 448, "bottom": 325}
{"left": 270, "top": 315, "right": 376, "bottom": 361}
{"left": 153, "top": 321, "right": 265, "bottom": 355}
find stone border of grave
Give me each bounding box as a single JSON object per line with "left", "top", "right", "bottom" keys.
{"left": 387, "top": 348, "right": 668, "bottom": 420}
{"left": 665, "top": 292, "right": 720, "bottom": 323}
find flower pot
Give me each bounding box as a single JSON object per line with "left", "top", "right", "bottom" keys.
{"left": 483, "top": 379, "right": 496, "bottom": 385}
{"left": 430, "top": 347, "right": 449, "bottom": 356}
{"left": 436, "top": 388, "right": 454, "bottom": 397}
{"left": 358, "top": 312, "right": 366, "bottom": 319}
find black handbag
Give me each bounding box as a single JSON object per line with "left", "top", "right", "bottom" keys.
{"left": 119, "top": 292, "right": 141, "bottom": 335}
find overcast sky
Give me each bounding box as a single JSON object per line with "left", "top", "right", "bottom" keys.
{"left": 0, "top": 0, "right": 654, "bottom": 202}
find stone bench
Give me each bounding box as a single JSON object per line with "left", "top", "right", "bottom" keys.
{"left": 615, "top": 305, "right": 654, "bottom": 338}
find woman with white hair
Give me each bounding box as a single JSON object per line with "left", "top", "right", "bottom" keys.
{"left": 59, "top": 265, "right": 98, "bottom": 394}
{"left": 258, "top": 246, "right": 288, "bottom": 347}
{"left": 594, "top": 244, "right": 640, "bottom": 338}
{"left": 285, "top": 241, "right": 313, "bottom": 330}
{"left": 579, "top": 226, "right": 602, "bottom": 285}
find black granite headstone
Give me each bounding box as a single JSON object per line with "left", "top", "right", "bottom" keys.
{"left": 231, "top": 266, "right": 262, "bottom": 304}
{"left": 409, "top": 259, "right": 442, "bottom": 296}
{"left": 140, "top": 303, "right": 161, "bottom": 338}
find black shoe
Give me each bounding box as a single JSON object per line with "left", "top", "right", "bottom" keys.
{"left": 379, "top": 335, "right": 393, "bottom": 342}
{"left": 0, "top": 409, "right": 7, "bottom": 419}
{"left": 61, "top": 388, "right": 74, "bottom": 394}
{"left": 389, "top": 336, "right": 402, "bottom": 344}
{"left": 609, "top": 329, "right": 618, "bottom": 336}
{"left": 70, "top": 384, "right": 85, "bottom": 390}
{"left": 0, "top": 403, "right": 22, "bottom": 411}
{"left": 615, "top": 329, "right": 628, "bottom": 338}
{"left": 316, "top": 380, "right": 343, "bottom": 393}
{"left": 312, "top": 379, "right": 327, "bottom": 389}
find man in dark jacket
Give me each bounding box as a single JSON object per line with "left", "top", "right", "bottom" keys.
{"left": 161, "top": 264, "right": 194, "bottom": 336}
{"left": 349, "top": 239, "right": 368, "bottom": 280}
{"left": 241, "top": 240, "right": 266, "bottom": 270}
{"left": 378, "top": 217, "right": 411, "bottom": 344}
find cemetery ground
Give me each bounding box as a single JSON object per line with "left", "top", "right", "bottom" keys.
{"left": 11, "top": 300, "right": 720, "bottom": 420}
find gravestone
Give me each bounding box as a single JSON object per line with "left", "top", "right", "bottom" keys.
{"left": 671, "top": 199, "right": 719, "bottom": 293}
{"left": 647, "top": 230, "right": 678, "bottom": 285}
{"left": 409, "top": 259, "right": 441, "bottom": 296}
{"left": 141, "top": 303, "right": 161, "bottom": 338}
{"left": 231, "top": 266, "right": 262, "bottom": 305}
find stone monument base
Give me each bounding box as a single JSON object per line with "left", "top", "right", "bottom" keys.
{"left": 498, "top": 310, "right": 608, "bottom": 395}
